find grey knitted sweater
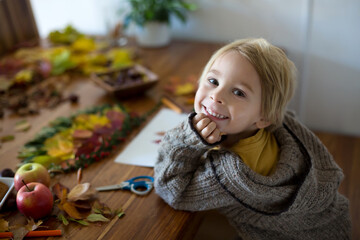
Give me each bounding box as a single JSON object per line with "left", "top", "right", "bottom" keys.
{"left": 154, "top": 112, "right": 351, "bottom": 239}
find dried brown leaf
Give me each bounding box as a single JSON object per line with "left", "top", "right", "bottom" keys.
{"left": 9, "top": 218, "right": 42, "bottom": 240}
{"left": 12, "top": 226, "right": 28, "bottom": 240}
{"left": 68, "top": 183, "right": 97, "bottom": 202}
{"left": 92, "top": 200, "right": 112, "bottom": 216}
{"left": 72, "top": 200, "right": 93, "bottom": 210}
{"left": 24, "top": 218, "right": 43, "bottom": 231}
{"left": 1, "top": 135, "right": 14, "bottom": 142}
{"left": 0, "top": 218, "right": 9, "bottom": 232}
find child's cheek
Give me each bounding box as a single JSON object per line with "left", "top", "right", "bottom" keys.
{"left": 194, "top": 92, "right": 202, "bottom": 113}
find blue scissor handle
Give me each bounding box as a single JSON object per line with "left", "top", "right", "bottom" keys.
{"left": 123, "top": 176, "right": 154, "bottom": 196}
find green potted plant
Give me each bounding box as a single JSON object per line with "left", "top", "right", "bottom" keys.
{"left": 123, "top": 0, "right": 197, "bottom": 47}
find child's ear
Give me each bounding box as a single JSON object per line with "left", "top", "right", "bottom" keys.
{"left": 255, "top": 118, "right": 272, "bottom": 129}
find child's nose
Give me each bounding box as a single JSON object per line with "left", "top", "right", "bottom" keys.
{"left": 210, "top": 90, "right": 224, "bottom": 104}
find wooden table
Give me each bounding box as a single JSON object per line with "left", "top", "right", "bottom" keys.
{"left": 1, "top": 39, "right": 359, "bottom": 239}
{"left": 0, "top": 39, "right": 222, "bottom": 240}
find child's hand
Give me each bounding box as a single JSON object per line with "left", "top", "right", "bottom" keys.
{"left": 192, "top": 113, "right": 222, "bottom": 144}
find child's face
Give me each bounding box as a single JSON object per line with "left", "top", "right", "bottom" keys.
{"left": 194, "top": 50, "right": 266, "bottom": 138}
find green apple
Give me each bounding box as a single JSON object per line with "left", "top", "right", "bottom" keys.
{"left": 14, "top": 163, "right": 50, "bottom": 191}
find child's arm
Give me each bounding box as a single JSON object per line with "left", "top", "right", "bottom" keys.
{"left": 154, "top": 113, "right": 235, "bottom": 211}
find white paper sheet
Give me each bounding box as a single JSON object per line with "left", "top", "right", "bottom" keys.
{"left": 114, "top": 108, "right": 187, "bottom": 167}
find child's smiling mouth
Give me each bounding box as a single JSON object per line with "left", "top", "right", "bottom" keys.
{"left": 203, "top": 106, "right": 229, "bottom": 120}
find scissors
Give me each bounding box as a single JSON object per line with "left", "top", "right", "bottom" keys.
{"left": 96, "top": 176, "right": 154, "bottom": 196}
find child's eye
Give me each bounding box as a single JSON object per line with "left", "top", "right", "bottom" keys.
{"left": 233, "top": 89, "right": 246, "bottom": 97}
{"left": 208, "top": 78, "right": 219, "bottom": 86}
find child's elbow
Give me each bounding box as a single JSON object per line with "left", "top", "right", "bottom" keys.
{"left": 155, "top": 187, "right": 180, "bottom": 209}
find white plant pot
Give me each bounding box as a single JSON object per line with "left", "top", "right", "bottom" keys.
{"left": 136, "top": 22, "right": 170, "bottom": 47}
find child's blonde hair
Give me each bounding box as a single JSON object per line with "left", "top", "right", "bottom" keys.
{"left": 199, "top": 38, "right": 297, "bottom": 131}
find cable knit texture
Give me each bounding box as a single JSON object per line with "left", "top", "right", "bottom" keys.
{"left": 154, "top": 112, "right": 351, "bottom": 240}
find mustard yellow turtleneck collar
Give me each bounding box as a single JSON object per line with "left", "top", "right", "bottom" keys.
{"left": 229, "top": 128, "right": 279, "bottom": 176}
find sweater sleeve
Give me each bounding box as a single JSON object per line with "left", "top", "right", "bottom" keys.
{"left": 154, "top": 113, "right": 235, "bottom": 211}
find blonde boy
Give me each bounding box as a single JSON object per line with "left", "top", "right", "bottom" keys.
{"left": 155, "top": 38, "right": 351, "bottom": 239}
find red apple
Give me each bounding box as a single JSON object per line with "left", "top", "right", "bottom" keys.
{"left": 16, "top": 182, "right": 53, "bottom": 219}
{"left": 14, "top": 163, "right": 50, "bottom": 191}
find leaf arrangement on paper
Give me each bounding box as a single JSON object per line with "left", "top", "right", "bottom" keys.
{"left": 17, "top": 104, "right": 143, "bottom": 173}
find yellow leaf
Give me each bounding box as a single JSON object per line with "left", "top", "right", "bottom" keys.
{"left": 71, "top": 37, "right": 96, "bottom": 52}
{"left": 175, "top": 83, "right": 195, "bottom": 96}
{"left": 13, "top": 69, "right": 33, "bottom": 83}
{"left": 32, "top": 155, "right": 59, "bottom": 168}
{"left": 107, "top": 48, "right": 133, "bottom": 69}
{"left": 45, "top": 135, "right": 74, "bottom": 158}
{"left": 89, "top": 53, "right": 107, "bottom": 65}
{"left": 88, "top": 115, "right": 110, "bottom": 128}
{"left": 74, "top": 114, "right": 110, "bottom": 130}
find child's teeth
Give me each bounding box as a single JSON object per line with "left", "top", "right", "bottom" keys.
{"left": 208, "top": 109, "right": 226, "bottom": 119}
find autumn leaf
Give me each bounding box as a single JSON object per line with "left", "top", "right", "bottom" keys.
{"left": 71, "top": 200, "right": 92, "bottom": 210}
{"left": 175, "top": 82, "right": 196, "bottom": 96}
{"left": 10, "top": 218, "right": 43, "bottom": 240}
{"left": 0, "top": 219, "right": 9, "bottom": 232}
{"left": 52, "top": 183, "right": 69, "bottom": 200}
{"left": 61, "top": 202, "right": 84, "bottom": 219}
{"left": 11, "top": 225, "right": 28, "bottom": 240}
{"left": 57, "top": 187, "right": 84, "bottom": 219}
{"left": 57, "top": 214, "right": 69, "bottom": 226}
{"left": 0, "top": 76, "right": 12, "bottom": 91}
{"left": 107, "top": 48, "right": 133, "bottom": 69}
{"left": 13, "top": 69, "right": 33, "bottom": 83}
{"left": 24, "top": 218, "right": 43, "bottom": 231}
{"left": 92, "top": 200, "right": 112, "bottom": 216}
{"left": 71, "top": 37, "right": 96, "bottom": 52}
{"left": 15, "top": 120, "right": 31, "bottom": 132}
{"left": 67, "top": 218, "right": 89, "bottom": 226}
{"left": 86, "top": 213, "right": 109, "bottom": 222}
{"left": 32, "top": 155, "right": 58, "bottom": 168}
{"left": 117, "top": 211, "right": 125, "bottom": 218}
{"left": 1, "top": 135, "right": 14, "bottom": 142}
{"left": 67, "top": 183, "right": 97, "bottom": 202}
{"left": 77, "top": 168, "right": 82, "bottom": 184}
{"left": 73, "top": 129, "right": 93, "bottom": 139}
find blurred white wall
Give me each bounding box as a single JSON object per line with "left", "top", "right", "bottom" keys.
{"left": 31, "top": 0, "right": 360, "bottom": 136}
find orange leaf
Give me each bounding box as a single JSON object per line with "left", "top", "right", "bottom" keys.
{"left": 52, "top": 183, "right": 69, "bottom": 200}
{"left": 61, "top": 188, "right": 68, "bottom": 205}
{"left": 62, "top": 202, "right": 83, "bottom": 219}
{"left": 77, "top": 168, "right": 83, "bottom": 184}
